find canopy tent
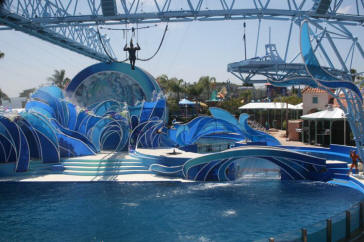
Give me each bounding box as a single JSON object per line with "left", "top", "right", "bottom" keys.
{"left": 301, "top": 107, "right": 345, "bottom": 120}
{"left": 300, "top": 107, "right": 349, "bottom": 146}
{"left": 239, "top": 102, "right": 299, "bottom": 110}
{"left": 179, "top": 98, "right": 196, "bottom": 121}
{"left": 239, "top": 102, "right": 303, "bottom": 130}
{"left": 179, "top": 98, "right": 196, "bottom": 105}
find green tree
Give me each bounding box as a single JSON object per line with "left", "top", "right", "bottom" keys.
{"left": 48, "top": 69, "right": 70, "bottom": 89}
{"left": 0, "top": 51, "right": 4, "bottom": 59}
{"left": 274, "top": 94, "right": 302, "bottom": 105}
{"left": 19, "top": 88, "right": 36, "bottom": 99}
{"left": 186, "top": 83, "right": 203, "bottom": 101}
{"left": 0, "top": 88, "right": 10, "bottom": 106}
{"left": 168, "top": 78, "right": 185, "bottom": 101}
{"left": 197, "top": 76, "right": 215, "bottom": 101}
{"left": 239, "top": 90, "right": 252, "bottom": 104}
{"left": 156, "top": 74, "right": 170, "bottom": 94}
{"left": 218, "top": 97, "right": 242, "bottom": 116}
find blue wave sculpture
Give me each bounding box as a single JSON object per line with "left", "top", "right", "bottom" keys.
{"left": 300, "top": 21, "right": 362, "bottom": 101}
{"left": 238, "top": 113, "right": 281, "bottom": 146}
{"left": 182, "top": 146, "right": 328, "bottom": 181}
{"left": 0, "top": 116, "right": 30, "bottom": 172}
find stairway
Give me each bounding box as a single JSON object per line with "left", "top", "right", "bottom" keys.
{"left": 61, "top": 153, "right": 152, "bottom": 176}
{"left": 326, "top": 161, "right": 349, "bottom": 180}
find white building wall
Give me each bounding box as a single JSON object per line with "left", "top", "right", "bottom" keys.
{"left": 302, "top": 93, "right": 330, "bottom": 114}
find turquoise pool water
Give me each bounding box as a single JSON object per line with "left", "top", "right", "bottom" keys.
{"left": 0, "top": 180, "right": 362, "bottom": 241}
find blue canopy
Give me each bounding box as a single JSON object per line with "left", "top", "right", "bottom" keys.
{"left": 179, "top": 98, "right": 196, "bottom": 105}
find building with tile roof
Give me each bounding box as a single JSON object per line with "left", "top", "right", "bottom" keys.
{"left": 302, "top": 87, "right": 334, "bottom": 115}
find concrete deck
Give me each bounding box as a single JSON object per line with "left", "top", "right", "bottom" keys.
{"left": 0, "top": 151, "right": 190, "bottom": 183}
{"left": 136, "top": 148, "right": 203, "bottom": 159}
{"left": 0, "top": 147, "right": 359, "bottom": 184}
{"left": 0, "top": 174, "right": 189, "bottom": 182}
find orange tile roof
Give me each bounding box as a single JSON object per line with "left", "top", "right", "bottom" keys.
{"left": 301, "top": 87, "right": 328, "bottom": 94}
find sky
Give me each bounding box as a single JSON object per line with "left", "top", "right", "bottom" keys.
{"left": 0, "top": 0, "right": 363, "bottom": 97}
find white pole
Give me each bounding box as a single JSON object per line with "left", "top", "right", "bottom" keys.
{"left": 344, "top": 116, "right": 346, "bottom": 145}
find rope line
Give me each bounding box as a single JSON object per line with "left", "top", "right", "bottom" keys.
{"left": 96, "top": 23, "right": 168, "bottom": 63}
{"left": 96, "top": 23, "right": 128, "bottom": 63}
{"left": 137, "top": 24, "right": 168, "bottom": 61}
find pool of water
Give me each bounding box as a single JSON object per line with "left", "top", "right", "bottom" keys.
{"left": 0, "top": 180, "right": 363, "bottom": 242}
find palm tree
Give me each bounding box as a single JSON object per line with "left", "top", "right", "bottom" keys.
{"left": 186, "top": 83, "right": 203, "bottom": 101}
{"left": 168, "top": 78, "right": 185, "bottom": 101}
{"left": 48, "top": 69, "right": 70, "bottom": 89}
{"left": 156, "top": 74, "right": 170, "bottom": 94}
{"left": 198, "top": 76, "right": 216, "bottom": 101}
{"left": 0, "top": 88, "right": 10, "bottom": 106}
{"left": 0, "top": 0, "right": 5, "bottom": 8}
{"left": 19, "top": 88, "right": 36, "bottom": 99}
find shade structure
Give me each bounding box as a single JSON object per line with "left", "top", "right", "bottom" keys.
{"left": 239, "top": 102, "right": 297, "bottom": 110}
{"left": 292, "top": 103, "right": 303, "bottom": 110}
{"left": 179, "top": 98, "right": 196, "bottom": 105}
{"left": 301, "top": 107, "right": 345, "bottom": 120}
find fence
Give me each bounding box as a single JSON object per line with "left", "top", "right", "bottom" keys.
{"left": 256, "top": 201, "right": 364, "bottom": 242}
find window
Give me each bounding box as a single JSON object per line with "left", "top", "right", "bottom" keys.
{"left": 312, "top": 97, "right": 318, "bottom": 104}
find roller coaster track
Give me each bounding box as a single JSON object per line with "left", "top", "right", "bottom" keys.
{"left": 0, "top": 0, "right": 363, "bottom": 61}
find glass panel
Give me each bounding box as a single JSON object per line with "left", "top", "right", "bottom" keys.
{"left": 307, "top": 220, "right": 326, "bottom": 242}
{"left": 350, "top": 205, "right": 360, "bottom": 234}
{"left": 331, "top": 212, "right": 346, "bottom": 241}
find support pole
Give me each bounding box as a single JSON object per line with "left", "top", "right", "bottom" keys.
{"left": 344, "top": 117, "right": 346, "bottom": 146}
{"left": 284, "top": 19, "right": 293, "bottom": 62}
{"left": 301, "top": 228, "right": 307, "bottom": 242}
{"left": 243, "top": 22, "right": 247, "bottom": 60}
{"left": 286, "top": 102, "right": 288, "bottom": 137}
{"left": 315, "top": 120, "right": 317, "bottom": 145}
{"left": 360, "top": 202, "right": 364, "bottom": 230}
{"left": 254, "top": 19, "right": 261, "bottom": 57}
{"left": 329, "top": 120, "right": 332, "bottom": 145}
{"left": 309, "top": 120, "right": 311, "bottom": 144}
{"left": 327, "top": 219, "right": 332, "bottom": 242}
{"left": 346, "top": 210, "right": 351, "bottom": 240}
{"left": 302, "top": 121, "right": 304, "bottom": 143}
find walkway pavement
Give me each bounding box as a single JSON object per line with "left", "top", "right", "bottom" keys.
{"left": 268, "top": 129, "right": 316, "bottom": 147}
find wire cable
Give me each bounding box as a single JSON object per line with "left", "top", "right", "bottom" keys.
{"left": 96, "top": 23, "right": 128, "bottom": 63}
{"left": 137, "top": 24, "right": 168, "bottom": 61}
{"left": 96, "top": 23, "right": 168, "bottom": 63}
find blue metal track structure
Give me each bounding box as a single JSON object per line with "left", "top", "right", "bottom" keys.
{"left": 1, "top": 0, "right": 364, "bottom": 61}
{"left": 0, "top": 1, "right": 116, "bottom": 62}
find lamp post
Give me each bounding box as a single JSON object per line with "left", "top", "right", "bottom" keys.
{"left": 185, "top": 104, "right": 187, "bottom": 121}
{"left": 286, "top": 101, "right": 289, "bottom": 137}
{"left": 343, "top": 112, "right": 346, "bottom": 146}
